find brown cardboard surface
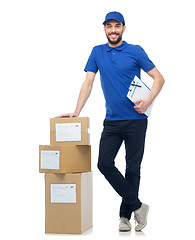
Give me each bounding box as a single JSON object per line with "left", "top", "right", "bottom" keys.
{"left": 50, "top": 117, "right": 90, "bottom": 146}
{"left": 45, "top": 172, "right": 92, "bottom": 234}
{"left": 39, "top": 145, "right": 91, "bottom": 173}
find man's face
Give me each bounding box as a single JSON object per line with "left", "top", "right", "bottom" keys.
{"left": 104, "top": 20, "right": 126, "bottom": 45}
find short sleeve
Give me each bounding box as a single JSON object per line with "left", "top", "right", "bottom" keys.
{"left": 136, "top": 45, "right": 155, "bottom": 72}
{"left": 84, "top": 47, "right": 98, "bottom": 73}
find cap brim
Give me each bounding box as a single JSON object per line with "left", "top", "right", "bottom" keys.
{"left": 103, "top": 18, "right": 124, "bottom": 25}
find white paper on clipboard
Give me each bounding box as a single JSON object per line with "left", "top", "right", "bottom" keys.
{"left": 127, "top": 75, "right": 154, "bottom": 117}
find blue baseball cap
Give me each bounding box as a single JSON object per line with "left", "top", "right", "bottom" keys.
{"left": 103, "top": 11, "right": 125, "bottom": 25}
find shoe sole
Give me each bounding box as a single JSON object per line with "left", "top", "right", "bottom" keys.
{"left": 119, "top": 225, "right": 131, "bottom": 232}
{"left": 135, "top": 205, "right": 149, "bottom": 232}
{"left": 119, "top": 229, "right": 131, "bottom": 232}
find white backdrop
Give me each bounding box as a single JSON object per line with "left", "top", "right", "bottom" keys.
{"left": 1, "top": 0, "right": 195, "bottom": 239}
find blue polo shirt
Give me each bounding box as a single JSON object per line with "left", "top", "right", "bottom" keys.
{"left": 84, "top": 41, "right": 155, "bottom": 120}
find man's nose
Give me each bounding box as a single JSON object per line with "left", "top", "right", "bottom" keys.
{"left": 111, "top": 26, "right": 117, "bottom": 32}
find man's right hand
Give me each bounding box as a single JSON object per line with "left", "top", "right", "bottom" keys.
{"left": 54, "top": 113, "right": 79, "bottom": 118}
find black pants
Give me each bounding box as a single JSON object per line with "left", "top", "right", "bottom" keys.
{"left": 97, "top": 118, "right": 147, "bottom": 220}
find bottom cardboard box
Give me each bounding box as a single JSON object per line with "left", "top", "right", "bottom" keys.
{"left": 45, "top": 172, "right": 92, "bottom": 234}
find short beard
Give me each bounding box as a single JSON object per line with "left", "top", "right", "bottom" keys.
{"left": 106, "top": 33, "right": 122, "bottom": 45}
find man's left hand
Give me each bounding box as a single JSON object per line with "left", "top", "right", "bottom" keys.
{"left": 133, "top": 99, "right": 151, "bottom": 114}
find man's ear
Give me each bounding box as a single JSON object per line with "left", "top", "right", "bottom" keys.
{"left": 123, "top": 25, "right": 126, "bottom": 33}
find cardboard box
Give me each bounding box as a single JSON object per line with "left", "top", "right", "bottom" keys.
{"left": 50, "top": 117, "right": 90, "bottom": 146}
{"left": 39, "top": 145, "right": 91, "bottom": 173}
{"left": 45, "top": 172, "right": 93, "bottom": 234}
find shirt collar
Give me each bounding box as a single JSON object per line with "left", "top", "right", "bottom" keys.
{"left": 106, "top": 41, "right": 127, "bottom": 52}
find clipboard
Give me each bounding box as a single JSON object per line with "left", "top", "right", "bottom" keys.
{"left": 127, "top": 75, "right": 154, "bottom": 117}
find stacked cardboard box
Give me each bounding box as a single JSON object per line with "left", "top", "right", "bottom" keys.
{"left": 39, "top": 117, "right": 92, "bottom": 234}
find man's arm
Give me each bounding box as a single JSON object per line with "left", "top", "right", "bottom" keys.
{"left": 134, "top": 67, "right": 165, "bottom": 114}
{"left": 55, "top": 71, "right": 96, "bottom": 118}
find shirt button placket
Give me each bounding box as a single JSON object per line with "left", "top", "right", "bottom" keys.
{"left": 111, "top": 50, "right": 116, "bottom": 62}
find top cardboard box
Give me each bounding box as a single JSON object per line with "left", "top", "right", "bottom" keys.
{"left": 50, "top": 117, "right": 90, "bottom": 146}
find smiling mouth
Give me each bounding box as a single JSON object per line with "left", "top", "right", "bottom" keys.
{"left": 109, "top": 34, "right": 119, "bottom": 37}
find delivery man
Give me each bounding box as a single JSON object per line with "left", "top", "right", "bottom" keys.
{"left": 55, "top": 11, "right": 165, "bottom": 232}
